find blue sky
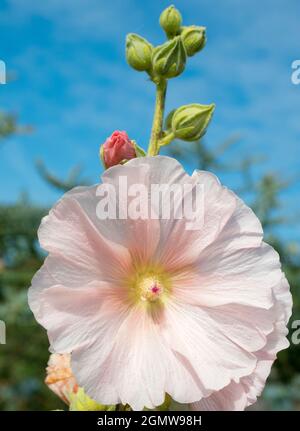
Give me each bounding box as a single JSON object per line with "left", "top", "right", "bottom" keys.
{"left": 0, "top": 0, "right": 299, "bottom": 238}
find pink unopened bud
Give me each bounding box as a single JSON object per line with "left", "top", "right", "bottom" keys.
{"left": 102, "top": 131, "right": 136, "bottom": 168}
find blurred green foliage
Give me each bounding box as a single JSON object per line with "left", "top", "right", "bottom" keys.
{"left": 0, "top": 115, "right": 299, "bottom": 410}
{"left": 0, "top": 111, "right": 32, "bottom": 140}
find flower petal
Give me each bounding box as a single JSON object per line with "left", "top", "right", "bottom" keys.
{"left": 30, "top": 282, "right": 123, "bottom": 353}
{"left": 175, "top": 242, "right": 280, "bottom": 309}
{"left": 38, "top": 189, "right": 132, "bottom": 282}
{"left": 162, "top": 301, "right": 257, "bottom": 394}
{"left": 190, "top": 380, "right": 248, "bottom": 411}
{"left": 190, "top": 274, "right": 291, "bottom": 410}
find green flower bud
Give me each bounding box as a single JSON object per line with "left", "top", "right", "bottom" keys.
{"left": 181, "top": 26, "right": 206, "bottom": 57}
{"left": 171, "top": 103, "right": 215, "bottom": 141}
{"left": 159, "top": 5, "right": 182, "bottom": 38}
{"left": 126, "top": 33, "right": 153, "bottom": 72}
{"left": 181, "top": 25, "right": 206, "bottom": 57}
{"left": 164, "top": 109, "right": 176, "bottom": 130}
{"left": 152, "top": 36, "right": 186, "bottom": 79}
{"left": 69, "top": 388, "right": 115, "bottom": 411}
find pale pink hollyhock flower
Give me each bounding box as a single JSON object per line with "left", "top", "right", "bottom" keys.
{"left": 45, "top": 353, "right": 78, "bottom": 404}
{"left": 102, "top": 130, "right": 136, "bottom": 168}
{"left": 29, "top": 156, "right": 292, "bottom": 411}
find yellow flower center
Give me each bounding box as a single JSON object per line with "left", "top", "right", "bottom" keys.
{"left": 139, "top": 276, "right": 164, "bottom": 302}
{"left": 126, "top": 265, "right": 171, "bottom": 305}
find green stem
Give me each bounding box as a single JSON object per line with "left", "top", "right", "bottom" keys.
{"left": 148, "top": 79, "right": 167, "bottom": 156}
{"left": 159, "top": 131, "right": 175, "bottom": 147}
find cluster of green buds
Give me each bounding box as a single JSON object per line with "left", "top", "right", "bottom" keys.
{"left": 124, "top": 5, "right": 215, "bottom": 157}
{"left": 126, "top": 5, "right": 206, "bottom": 81}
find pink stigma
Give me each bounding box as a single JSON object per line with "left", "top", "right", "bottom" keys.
{"left": 139, "top": 277, "right": 164, "bottom": 302}
{"left": 151, "top": 284, "right": 160, "bottom": 294}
